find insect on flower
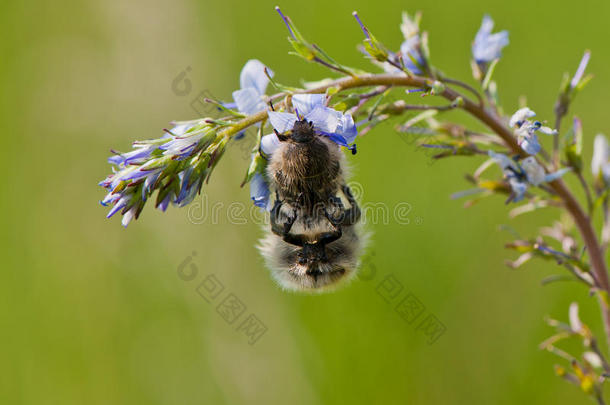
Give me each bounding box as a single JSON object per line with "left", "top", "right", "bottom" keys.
{"left": 256, "top": 94, "right": 367, "bottom": 291}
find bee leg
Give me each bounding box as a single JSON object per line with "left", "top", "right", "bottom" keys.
{"left": 341, "top": 185, "right": 361, "bottom": 225}
{"left": 270, "top": 199, "right": 304, "bottom": 246}
{"left": 320, "top": 202, "right": 344, "bottom": 245}
{"left": 318, "top": 226, "right": 342, "bottom": 245}
{"left": 323, "top": 195, "right": 345, "bottom": 226}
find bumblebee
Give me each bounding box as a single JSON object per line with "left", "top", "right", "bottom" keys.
{"left": 258, "top": 119, "right": 365, "bottom": 291}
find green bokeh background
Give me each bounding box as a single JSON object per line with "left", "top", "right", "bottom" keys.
{"left": 4, "top": 0, "right": 610, "bottom": 403}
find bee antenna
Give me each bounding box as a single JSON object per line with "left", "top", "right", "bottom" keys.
{"left": 269, "top": 100, "right": 275, "bottom": 111}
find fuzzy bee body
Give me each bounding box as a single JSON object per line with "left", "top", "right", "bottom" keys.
{"left": 258, "top": 119, "right": 364, "bottom": 292}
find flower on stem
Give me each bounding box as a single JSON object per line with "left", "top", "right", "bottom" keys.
{"left": 227, "top": 59, "right": 274, "bottom": 116}
{"left": 353, "top": 11, "right": 389, "bottom": 63}
{"left": 555, "top": 51, "right": 593, "bottom": 122}
{"left": 571, "top": 51, "right": 591, "bottom": 90}
{"left": 250, "top": 172, "right": 271, "bottom": 210}
{"left": 100, "top": 120, "right": 223, "bottom": 226}
{"left": 591, "top": 134, "right": 610, "bottom": 185}
{"left": 266, "top": 93, "right": 357, "bottom": 152}
{"left": 472, "top": 15, "right": 509, "bottom": 64}
{"left": 509, "top": 107, "right": 557, "bottom": 155}
{"left": 489, "top": 151, "right": 570, "bottom": 202}
{"left": 394, "top": 12, "right": 426, "bottom": 74}
{"left": 355, "top": 11, "right": 426, "bottom": 75}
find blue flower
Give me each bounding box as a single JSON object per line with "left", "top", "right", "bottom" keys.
{"left": 489, "top": 151, "right": 570, "bottom": 202}
{"left": 472, "top": 15, "right": 509, "bottom": 64}
{"left": 267, "top": 94, "right": 357, "bottom": 152}
{"left": 509, "top": 107, "right": 557, "bottom": 156}
{"left": 398, "top": 36, "right": 425, "bottom": 74}
{"left": 571, "top": 50, "right": 591, "bottom": 89}
{"left": 231, "top": 59, "right": 274, "bottom": 115}
{"left": 376, "top": 13, "right": 424, "bottom": 75}
{"left": 250, "top": 172, "right": 270, "bottom": 210}
{"left": 509, "top": 107, "right": 536, "bottom": 128}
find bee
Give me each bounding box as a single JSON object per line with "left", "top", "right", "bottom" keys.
{"left": 258, "top": 119, "right": 365, "bottom": 292}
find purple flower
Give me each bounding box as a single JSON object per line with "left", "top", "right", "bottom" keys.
{"left": 472, "top": 15, "right": 509, "bottom": 63}
{"left": 267, "top": 94, "right": 357, "bottom": 152}
{"left": 108, "top": 144, "right": 157, "bottom": 166}
{"left": 231, "top": 59, "right": 274, "bottom": 115}
{"left": 100, "top": 121, "right": 215, "bottom": 226}
{"left": 160, "top": 121, "right": 214, "bottom": 160}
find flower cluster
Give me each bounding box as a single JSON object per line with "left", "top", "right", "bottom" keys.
{"left": 99, "top": 120, "right": 225, "bottom": 226}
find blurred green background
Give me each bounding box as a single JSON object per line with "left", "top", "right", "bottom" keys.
{"left": 3, "top": 0, "right": 610, "bottom": 403}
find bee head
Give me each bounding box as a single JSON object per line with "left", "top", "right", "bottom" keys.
{"left": 297, "top": 242, "right": 328, "bottom": 265}
{"left": 290, "top": 119, "right": 315, "bottom": 143}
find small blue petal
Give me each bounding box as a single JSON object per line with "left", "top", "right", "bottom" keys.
{"left": 121, "top": 207, "right": 136, "bottom": 227}
{"left": 292, "top": 94, "right": 326, "bottom": 117}
{"left": 107, "top": 145, "right": 156, "bottom": 166}
{"left": 250, "top": 173, "right": 270, "bottom": 210}
{"left": 222, "top": 101, "right": 237, "bottom": 109}
{"left": 261, "top": 133, "right": 281, "bottom": 155}
{"left": 107, "top": 199, "right": 127, "bottom": 218}
{"left": 158, "top": 194, "right": 171, "bottom": 212}
{"left": 169, "top": 123, "right": 192, "bottom": 137}
{"left": 336, "top": 113, "right": 357, "bottom": 144}
{"left": 509, "top": 179, "right": 528, "bottom": 202}
{"left": 268, "top": 111, "right": 297, "bottom": 134}
{"left": 305, "top": 106, "right": 341, "bottom": 134}
{"left": 233, "top": 88, "right": 266, "bottom": 115}
{"left": 399, "top": 36, "right": 424, "bottom": 74}
{"left": 521, "top": 134, "right": 541, "bottom": 155}
{"left": 472, "top": 15, "right": 509, "bottom": 63}
{"left": 240, "top": 59, "right": 273, "bottom": 96}
{"left": 175, "top": 169, "right": 193, "bottom": 205}
{"left": 327, "top": 133, "right": 349, "bottom": 147}
{"left": 108, "top": 154, "right": 125, "bottom": 165}
{"left": 544, "top": 168, "right": 571, "bottom": 183}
